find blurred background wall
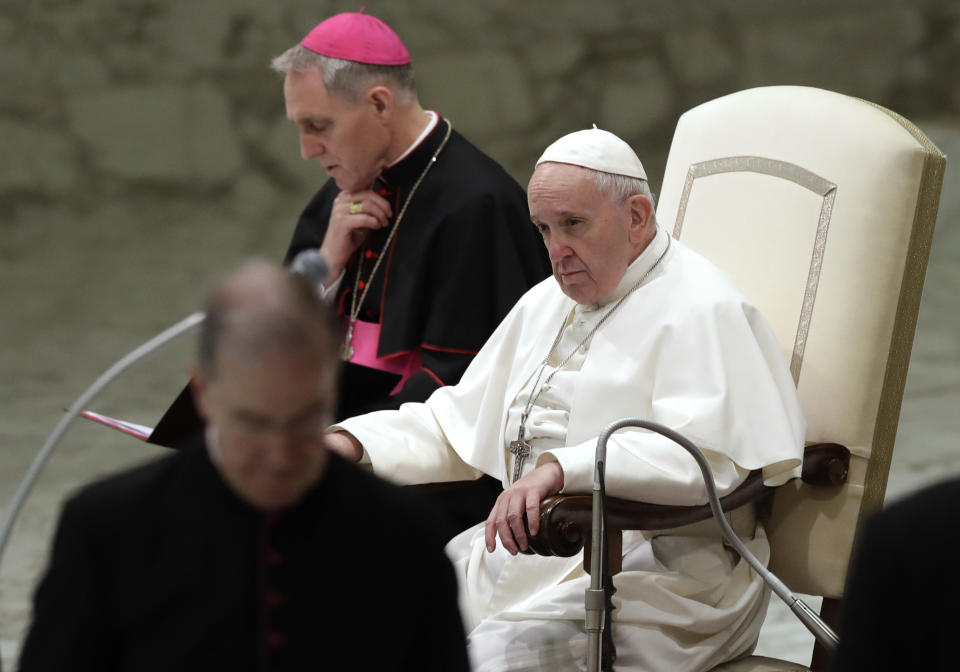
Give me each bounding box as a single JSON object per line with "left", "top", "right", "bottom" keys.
{"left": 2, "top": 0, "right": 958, "bottom": 665}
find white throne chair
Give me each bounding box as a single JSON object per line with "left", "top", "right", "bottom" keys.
{"left": 529, "top": 85, "right": 946, "bottom": 671}
{"left": 657, "top": 85, "right": 946, "bottom": 670}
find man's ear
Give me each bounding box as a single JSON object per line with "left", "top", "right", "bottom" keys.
{"left": 626, "top": 194, "right": 654, "bottom": 242}
{"left": 366, "top": 85, "right": 394, "bottom": 121}
{"left": 188, "top": 364, "right": 211, "bottom": 423}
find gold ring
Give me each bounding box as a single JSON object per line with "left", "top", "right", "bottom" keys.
{"left": 349, "top": 202, "right": 363, "bottom": 214}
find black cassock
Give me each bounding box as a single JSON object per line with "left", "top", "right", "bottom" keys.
{"left": 150, "top": 118, "right": 551, "bottom": 537}
{"left": 19, "top": 443, "right": 469, "bottom": 672}
{"left": 829, "top": 476, "right": 960, "bottom": 672}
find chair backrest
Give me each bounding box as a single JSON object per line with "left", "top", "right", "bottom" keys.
{"left": 656, "top": 86, "right": 945, "bottom": 598}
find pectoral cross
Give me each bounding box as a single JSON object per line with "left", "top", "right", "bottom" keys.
{"left": 509, "top": 438, "right": 531, "bottom": 483}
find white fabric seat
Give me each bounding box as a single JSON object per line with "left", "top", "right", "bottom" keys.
{"left": 649, "top": 85, "right": 945, "bottom": 670}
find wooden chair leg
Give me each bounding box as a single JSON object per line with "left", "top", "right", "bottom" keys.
{"left": 583, "top": 529, "right": 623, "bottom": 575}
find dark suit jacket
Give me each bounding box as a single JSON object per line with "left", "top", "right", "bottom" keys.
{"left": 19, "top": 443, "right": 469, "bottom": 672}
{"left": 830, "top": 476, "right": 960, "bottom": 671}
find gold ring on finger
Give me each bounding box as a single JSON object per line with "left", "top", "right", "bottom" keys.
{"left": 349, "top": 202, "right": 363, "bottom": 214}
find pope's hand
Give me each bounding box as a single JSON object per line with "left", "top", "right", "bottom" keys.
{"left": 320, "top": 189, "right": 393, "bottom": 280}
{"left": 485, "top": 461, "right": 564, "bottom": 555}
{"left": 324, "top": 430, "right": 364, "bottom": 463}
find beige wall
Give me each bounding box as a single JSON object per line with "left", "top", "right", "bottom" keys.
{"left": 2, "top": 0, "right": 957, "bottom": 212}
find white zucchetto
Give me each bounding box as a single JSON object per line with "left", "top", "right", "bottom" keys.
{"left": 535, "top": 126, "right": 647, "bottom": 180}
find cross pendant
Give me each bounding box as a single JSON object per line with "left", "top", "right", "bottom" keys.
{"left": 509, "top": 439, "right": 531, "bottom": 483}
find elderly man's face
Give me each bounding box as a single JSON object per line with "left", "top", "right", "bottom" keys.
{"left": 528, "top": 162, "right": 648, "bottom": 304}
{"left": 193, "top": 344, "right": 334, "bottom": 512}
{"left": 284, "top": 69, "right": 391, "bottom": 192}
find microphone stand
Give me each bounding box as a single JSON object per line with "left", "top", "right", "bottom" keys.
{"left": 0, "top": 312, "right": 204, "bottom": 672}
{"left": 586, "top": 418, "right": 839, "bottom": 672}
{"left": 0, "top": 250, "right": 328, "bottom": 671}
{"left": 585, "top": 425, "right": 610, "bottom": 671}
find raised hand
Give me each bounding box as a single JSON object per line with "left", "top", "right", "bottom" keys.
{"left": 320, "top": 189, "right": 393, "bottom": 280}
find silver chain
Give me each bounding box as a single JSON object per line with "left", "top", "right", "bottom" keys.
{"left": 341, "top": 119, "right": 453, "bottom": 360}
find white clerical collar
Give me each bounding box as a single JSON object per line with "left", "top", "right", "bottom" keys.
{"left": 387, "top": 110, "right": 439, "bottom": 167}
{"left": 589, "top": 224, "right": 670, "bottom": 309}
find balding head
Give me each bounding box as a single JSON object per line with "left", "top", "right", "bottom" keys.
{"left": 191, "top": 261, "right": 340, "bottom": 512}
{"left": 198, "top": 260, "right": 337, "bottom": 381}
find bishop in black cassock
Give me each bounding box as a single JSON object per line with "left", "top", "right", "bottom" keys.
{"left": 284, "top": 116, "right": 549, "bottom": 418}
{"left": 149, "top": 12, "right": 550, "bottom": 539}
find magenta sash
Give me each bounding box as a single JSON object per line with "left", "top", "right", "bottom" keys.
{"left": 348, "top": 319, "right": 421, "bottom": 394}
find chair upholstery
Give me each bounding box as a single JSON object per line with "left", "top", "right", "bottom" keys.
{"left": 657, "top": 84, "right": 945, "bottom": 597}
{"left": 654, "top": 85, "right": 946, "bottom": 668}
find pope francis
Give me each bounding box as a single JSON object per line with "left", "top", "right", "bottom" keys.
{"left": 326, "top": 128, "right": 805, "bottom": 671}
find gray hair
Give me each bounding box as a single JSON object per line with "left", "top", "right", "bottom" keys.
{"left": 270, "top": 44, "right": 416, "bottom": 105}
{"left": 592, "top": 170, "right": 656, "bottom": 208}
{"left": 592, "top": 170, "right": 658, "bottom": 226}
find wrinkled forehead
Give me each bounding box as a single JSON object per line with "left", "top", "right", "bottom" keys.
{"left": 529, "top": 160, "right": 597, "bottom": 183}
{"left": 529, "top": 161, "right": 600, "bottom": 192}
{"left": 216, "top": 337, "right": 334, "bottom": 378}
{"left": 528, "top": 163, "right": 607, "bottom": 213}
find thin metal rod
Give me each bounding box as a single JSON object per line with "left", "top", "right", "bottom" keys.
{"left": 585, "top": 462, "right": 606, "bottom": 671}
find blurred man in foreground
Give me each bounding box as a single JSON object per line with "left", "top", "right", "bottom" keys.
{"left": 20, "top": 261, "right": 469, "bottom": 672}
{"left": 831, "top": 476, "right": 960, "bottom": 672}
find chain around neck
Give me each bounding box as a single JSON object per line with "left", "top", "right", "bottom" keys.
{"left": 517, "top": 232, "right": 672, "bottom": 436}
{"left": 341, "top": 119, "right": 453, "bottom": 360}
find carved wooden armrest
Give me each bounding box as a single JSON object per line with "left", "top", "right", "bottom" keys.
{"left": 524, "top": 442, "right": 850, "bottom": 559}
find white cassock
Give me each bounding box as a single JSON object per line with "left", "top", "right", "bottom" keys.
{"left": 338, "top": 225, "right": 805, "bottom": 671}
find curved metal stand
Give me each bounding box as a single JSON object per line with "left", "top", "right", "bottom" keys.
{"left": 587, "top": 419, "right": 839, "bottom": 672}
{"left": 0, "top": 312, "right": 204, "bottom": 672}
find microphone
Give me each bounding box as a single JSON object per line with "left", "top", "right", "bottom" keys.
{"left": 290, "top": 249, "right": 331, "bottom": 294}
